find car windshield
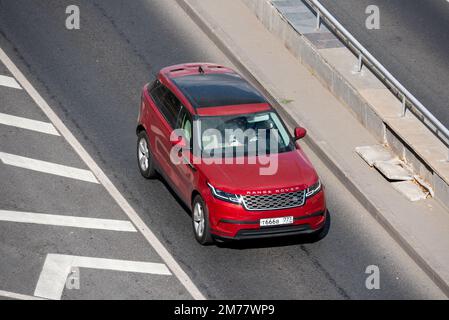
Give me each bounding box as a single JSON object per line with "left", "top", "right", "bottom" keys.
{"left": 197, "top": 111, "right": 294, "bottom": 157}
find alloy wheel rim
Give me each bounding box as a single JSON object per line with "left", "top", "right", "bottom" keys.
{"left": 138, "top": 138, "right": 149, "bottom": 171}
{"left": 193, "top": 202, "right": 205, "bottom": 238}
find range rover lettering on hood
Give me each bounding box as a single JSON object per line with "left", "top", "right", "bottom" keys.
{"left": 245, "top": 186, "right": 303, "bottom": 195}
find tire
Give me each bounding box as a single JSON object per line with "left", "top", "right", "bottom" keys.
{"left": 309, "top": 210, "right": 330, "bottom": 242}
{"left": 137, "top": 131, "right": 157, "bottom": 179}
{"left": 192, "top": 195, "right": 214, "bottom": 245}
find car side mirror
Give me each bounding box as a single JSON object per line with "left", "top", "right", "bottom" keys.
{"left": 172, "top": 136, "right": 188, "bottom": 148}
{"left": 294, "top": 127, "right": 307, "bottom": 140}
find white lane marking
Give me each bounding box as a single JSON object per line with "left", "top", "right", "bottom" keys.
{"left": 0, "top": 47, "right": 206, "bottom": 300}
{"left": 0, "top": 210, "right": 137, "bottom": 232}
{"left": 0, "top": 75, "right": 21, "bottom": 89}
{"left": 0, "top": 290, "right": 45, "bottom": 300}
{"left": 34, "top": 254, "right": 172, "bottom": 300}
{"left": 0, "top": 152, "right": 99, "bottom": 184}
{"left": 0, "top": 112, "right": 60, "bottom": 135}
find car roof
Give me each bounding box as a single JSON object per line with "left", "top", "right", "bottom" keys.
{"left": 159, "top": 63, "right": 269, "bottom": 115}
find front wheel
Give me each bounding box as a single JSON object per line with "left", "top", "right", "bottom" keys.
{"left": 137, "top": 131, "right": 157, "bottom": 179}
{"left": 192, "top": 195, "right": 214, "bottom": 245}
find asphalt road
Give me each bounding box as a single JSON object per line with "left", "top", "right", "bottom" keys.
{"left": 319, "top": 0, "right": 449, "bottom": 130}
{"left": 0, "top": 0, "right": 445, "bottom": 299}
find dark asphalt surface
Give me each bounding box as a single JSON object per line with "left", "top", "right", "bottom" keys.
{"left": 320, "top": 0, "right": 449, "bottom": 129}
{"left": 0, "top": 0, "right": 445, "bottom": 299}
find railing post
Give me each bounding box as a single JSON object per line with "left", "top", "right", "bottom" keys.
{"left": 316, "top": 12, "right": 321, "bottom": 30}
{"left": 401, "top": 96, "right": 407, "bottom": 117}
{"left": 356, "top": 54, "right": 363, "bottom": 72}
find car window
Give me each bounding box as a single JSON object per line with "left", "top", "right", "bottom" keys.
{"left": 199, "top": 111, "right": 294, "bottom": 157}
{"left": 148, "top": 79, "right": 159, "bottom": 94}
{"left": 149, "top": 81, "right": 182, "bottom": 128}
{"left": 161, "top": 90, "right": 182, "bottom": 127}
{"left": 177, "top": 107, "right": 193, "bottom": 145}
{"left": 149, "top": 80, "right": 164, "bottom": 105}
{"left": 149, "top": 80, "right": 167, "bottom": 109}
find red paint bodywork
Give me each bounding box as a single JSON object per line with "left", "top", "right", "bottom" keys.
{"left": 138, "top": 63, "right": 327, "bottom": 239}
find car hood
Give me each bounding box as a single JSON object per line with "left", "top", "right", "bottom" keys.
{"left": 196, "top": 149, "right": 318, "bottom": 195}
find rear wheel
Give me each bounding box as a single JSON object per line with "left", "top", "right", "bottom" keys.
{"left": 137, "top": 131, "right": 156, "bottom": 179}
{"left": 192, "top": 195, "right": 214, "bottom": 245}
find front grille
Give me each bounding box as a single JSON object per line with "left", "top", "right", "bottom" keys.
{"left": 242, "top": 190, "right": 306, "bottom": 211}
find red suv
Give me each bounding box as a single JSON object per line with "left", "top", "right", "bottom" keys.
{"left": 137, "top": 63, "right": 328, "bottom": 245}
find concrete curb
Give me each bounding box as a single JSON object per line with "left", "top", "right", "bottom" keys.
{"left": 175, "top": 0, "right": 449, "bottom": 297}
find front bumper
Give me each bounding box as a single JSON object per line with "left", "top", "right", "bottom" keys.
{"left": 205, "top": 189, "right": 327, "bottom": 240}
{"left": 215, "top": 218, "right": 324, "bottom": 241}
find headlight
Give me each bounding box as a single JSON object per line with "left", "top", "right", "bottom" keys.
{"left": 306, "top": 180, "right": 321, "bottom": 198}
{"left": 207, "top": 183, "right": 242, "bottom": 204}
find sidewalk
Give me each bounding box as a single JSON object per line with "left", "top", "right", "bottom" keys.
{"left": 176, "top": 0, "right": 449, "bottom": 296}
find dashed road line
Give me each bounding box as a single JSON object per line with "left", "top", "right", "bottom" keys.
{"left": 0, "top": 290, "right": 44, "bottom": 300}
{"left": 0, "top": 152, "right": 99, "bottom": 184}
{"left": 0, "top": 112, "right": 60, "bottom": 135}
{"left": 34, "top": 254, "right": 172, "bottom": 300}
{"left": 0, "top": 210, "right": 137, "bottom": 232}
{"left": 0, "top": 74, "right": 21, "bottom": 89}
{"left": 0, "top": 46, "right": 206, "bottom": 300}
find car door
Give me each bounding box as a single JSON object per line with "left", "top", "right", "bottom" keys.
{"left": 173, "top": 106, "right": 196, "bottom": 204}
{"left": 147, "top": 81, "right": 182, "bottom": 184}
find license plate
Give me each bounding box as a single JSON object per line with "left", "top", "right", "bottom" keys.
{"left": 260, "top": 216, "right": 294, "bottom": 227}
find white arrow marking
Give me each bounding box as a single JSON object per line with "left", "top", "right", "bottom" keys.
{"left": 0, "top": 112, "right": 60, "bottom": 135}
{"left": 0, "top": 210, "right": 136, "bottom": 232}
{"left": 34, "top": 254, "right": 172, "bottom": 300}
{"left": 0, "top": 152, "right": 99, "bottom": 183}
{"left": 0, "top": 75, "right": 21, "bottom": 89}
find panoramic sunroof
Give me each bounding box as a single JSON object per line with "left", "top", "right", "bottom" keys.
{"left": 172, "top": 73, "right": 266, "bottom": 108}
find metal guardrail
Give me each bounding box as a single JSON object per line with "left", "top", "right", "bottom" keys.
{"left": 303, "top": 0, "right": 449, "bottom": 160}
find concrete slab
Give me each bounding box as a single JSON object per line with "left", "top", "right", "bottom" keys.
{"left": 388, "top": 115, "right": 449, "bottom": 186}
{"left": 360, "top": 88, "right": 403, "bottom": 119}
{"left": 273, "top": 0, "right": 332, "bottom": 35}
{"left": 304, "top": 32, "right": 344, "bottom": 49}
{"left": 415, "top": 175, "right": 435, "bottom": 197}
{"left": 392, "top": 181, "right": 429, "bottom": 202}
{"left": 355, "top": 145, "right": 395, "bottom": 167}
{"left": 374, "top": 161, "right": 414, "bottom": 181}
